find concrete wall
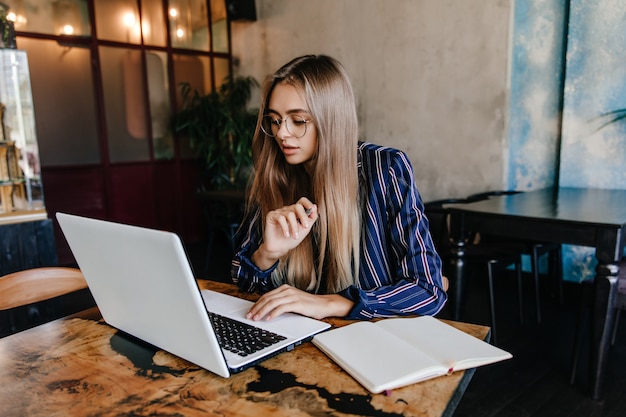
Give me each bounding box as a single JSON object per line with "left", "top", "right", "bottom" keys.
{"left": 230, "top": 0, "right": 512, "bottom": 202}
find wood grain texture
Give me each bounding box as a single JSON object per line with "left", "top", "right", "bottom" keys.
{"left": 0, "top": 219, "right": 58, "bottom": 275}
{"left": 0, "top": 280, "right": 489, "bottom": 417}
{"left": 0, "top": 267, "right": 87, "bottom": 310}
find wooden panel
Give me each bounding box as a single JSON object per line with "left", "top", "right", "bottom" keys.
{"left": 178, "top": 161, "right": 206, "bottom": 242}
{"left": 151, "top": 161, "right": 206, "bottom": 242}
{"left": 41, "top": 166, "right": 107, "bottom": 218}
{"left": 40, "top": 162, "right": 208, "bottom": 265}
{"left": 109, "top": 164, "right": 157, "bottom": 228}
{"left": 40, "top": 166, "right": 107, "bottom": 265}
{"left": 152, "top": 162, "right": 180, "bottom": 233}
{"left": 0, "top": 219, "right": 57, "bottom": 275}
{"left": 33, "top": 220, "right": 58, "bottom": 266}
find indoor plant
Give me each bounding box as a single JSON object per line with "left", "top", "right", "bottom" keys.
{"left": 173, "top": 75, "right": 259, "bottom": 190}
{"left": 0, "top": 2, "right": 16, "bottom": 49}
{"left": 592, "top": 108, "right": 626, "bottom": 132}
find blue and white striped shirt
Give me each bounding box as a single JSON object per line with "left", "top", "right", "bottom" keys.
{"left": 231, "top": 142, "right": 447, "bottom": 319}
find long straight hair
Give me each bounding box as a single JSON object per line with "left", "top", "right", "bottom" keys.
{"left": 246, "top": 55, "right": 361, "bottom": 293}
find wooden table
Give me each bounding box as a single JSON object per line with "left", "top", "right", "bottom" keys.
{"left": 445, "top": 187, "right": 626, "bottom": 400}
{"left": 0, "top": 280, "right": 489, "bottom": 417}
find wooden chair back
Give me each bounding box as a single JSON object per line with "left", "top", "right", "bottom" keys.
{"left": 0, "top": 267, "right": 88, "bottom": 311}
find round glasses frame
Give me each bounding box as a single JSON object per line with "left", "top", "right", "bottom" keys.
{"left": 260, "top": 114, "right": 312, "bottom": 139}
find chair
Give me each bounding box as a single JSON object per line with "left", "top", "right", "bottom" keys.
{"left": 570, "top": 258, "right": 626, "bottom": 386}
{"left": 466, "top": 190, "right": 564, "bottom": 324}
{"left": 0, "top": 267, "right": 89, "bottom": 336}
{"left": 196, "top": 190, "right": 245, "bottom": 276}
{"left": 424, "top": 198, "right": 523, "bottom": 345}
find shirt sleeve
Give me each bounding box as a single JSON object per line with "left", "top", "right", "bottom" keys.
{"left": 230, "top": 209, "right": 279, "bottom": 294}
{"left": 340, "top": 146, "right": 447, "bottom": 319}
{"left": 231, "top": 145, "right": 447, "bottom": 320}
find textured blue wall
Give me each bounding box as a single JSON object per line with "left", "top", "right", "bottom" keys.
{"left": 560, "top": 0, "right": 626, "bottom": 281}
{"left": 509, "top": 0, "right": 626, "bottom": 282}
{"left": 507, "top": 0, "right": 566, "bottom": 191}
{"left": 560, "top": 0, "right": 626, "bottom": 188}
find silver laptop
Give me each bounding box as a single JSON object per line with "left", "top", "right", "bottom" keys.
{"left": 56, "top": 212, "right": 330, "bottom": 378}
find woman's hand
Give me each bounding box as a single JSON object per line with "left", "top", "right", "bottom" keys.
{"left": 442, "top": 275, "right": 449, "bottom": 292}
{"left": 251, "top": 197, "right": 318, "bottom": 270}
{"left": 246, "top": 284, "right": 354, "bottom": 321}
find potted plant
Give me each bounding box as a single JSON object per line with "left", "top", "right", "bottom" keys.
{"left": 593, "top": 108, "right": 626, "bottom": 131}
{"left": 0, "top": 2, "right": 16, "bottom": 49}
{"left": 173, "top": 75, "right": 259, "bottom": 191}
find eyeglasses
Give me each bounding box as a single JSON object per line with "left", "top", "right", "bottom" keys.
{"left": 260, "top": 114, "right": 312, "bottom": 138}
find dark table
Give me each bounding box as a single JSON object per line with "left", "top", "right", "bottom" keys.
{"left": 445, "top": 187, "right": 626, "bottom": 399}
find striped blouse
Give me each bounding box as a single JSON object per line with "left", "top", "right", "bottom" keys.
{"left": 231, "top": 142, "right": 447, "bottom": 319}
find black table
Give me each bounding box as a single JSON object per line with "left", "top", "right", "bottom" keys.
{"left": 445, "top": 187, "right": 626, "bottom": 400}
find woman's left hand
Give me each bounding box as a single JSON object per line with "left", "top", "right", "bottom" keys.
{"left": 246, "top": 284, "right": 354, "bottom": 321}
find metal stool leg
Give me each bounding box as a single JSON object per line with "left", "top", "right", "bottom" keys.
{"left": 204, "top": 228, "right": 215, "bottom": 276}
{"left": 556, "top": 246, "right": 564, "bottom": 304}
{"left": 570, "top": 282, "right": 591, "bottom": 384}
{"left": 516, "top": 259, "right": 524, "bottom": 326}
{"left": 487, "top": 262, "right": 498, "bottom": 345}
{"left": 532, "top": 246, "right": 542, "bottom": 323}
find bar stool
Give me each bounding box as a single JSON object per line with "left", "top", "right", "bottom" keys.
{"left": 466, "top": 190, "right": 564, "bottom": 324}
{"left": 570, "top": 258, "right": 626, "bottom": 387}
{"left": 424, "top": 198, "right": 523, "bottom": 345}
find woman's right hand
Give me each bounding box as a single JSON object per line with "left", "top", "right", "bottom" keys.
{"left": 251, "top": 197, "right": 318, "bottom": 270}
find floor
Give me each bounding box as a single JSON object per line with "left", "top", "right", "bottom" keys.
{"left": 191, "top": 236, "right": 626, "bottom": 417}
{"left": 435, "top": 266, "right": 626, "bottom": 417}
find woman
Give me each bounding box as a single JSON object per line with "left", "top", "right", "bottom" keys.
{"left": 231, "top": 55, "right": 447, "bottom": 321}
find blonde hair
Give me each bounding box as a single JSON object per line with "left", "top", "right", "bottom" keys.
{"left": 247, "top": 55, "right": 361, "bottom": 294}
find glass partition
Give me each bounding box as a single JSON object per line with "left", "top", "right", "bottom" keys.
{"left": 214, "top": 56, "right": 229, "bottom": 86}
{"left": 18, "top": 38, "right": 99, "bottom": 166}
{"left": 141, "top": 0, "right": 167, "bottom": 47}
{"left": 100, "top": 46, "right": 151, "bottom": 162}
{"left": 94, "top": 0, "right": 141, "bottom": 44}
{"left": 168, "top": 0, "right": 209, "bottom": 51}
{"left": 146, "top": 51, "right": 173, "bottom": 160}
{"left": 6, "top": 0, "right": 232, "bottom": 165}
{"left": 0, "top": 49, "right": 44, "bottom": 214}
{"left": 210, "top": 0, "right": 228, "bottom": 53}
{"left": 173, "top": 53, "right": 211, "bottom": 157}
{"left": 173, "top": 53, "right": 212, "bottom": 104}
{"left": 4, "top": 0, "right": 91, "bottom": 37}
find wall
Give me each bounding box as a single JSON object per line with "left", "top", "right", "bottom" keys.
{"left": 501, "top": 0, "right": 625, "bottom": 282}
{"left": 560, "top": 0, "right": 626, "bottom": 189}
{"left": 230, "top": 0, "right": 512, "bottom": 202}
{"left": 559, "top": 0, "right": 626, "bottom": 282}
{"left": 506, "top": 0, "right": 567, "bottom": 191}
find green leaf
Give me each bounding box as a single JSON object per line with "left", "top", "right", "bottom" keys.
{"left": 590, "top": 108, "right": 626, "bottom": 132}
{"left": 171, "top": 76, "right": 259, "bottom": 190}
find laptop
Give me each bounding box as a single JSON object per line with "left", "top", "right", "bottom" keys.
{"left": 56, "top": 212, "right": 330, "bottom": 378}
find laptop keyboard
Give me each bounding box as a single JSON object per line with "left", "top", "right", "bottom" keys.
{"left": 208, "top": 312, "right": 287, "bottom": 357}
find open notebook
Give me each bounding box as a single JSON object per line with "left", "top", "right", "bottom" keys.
{"left": 312, "top": 315, "right": 512, "bottom": 393}
{"left": 56, "top": 212, "right": 330, "bottom": 378}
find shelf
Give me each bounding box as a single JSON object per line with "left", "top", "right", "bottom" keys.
{"left": 0, "top": 209, "right": 47, "bottom": 225}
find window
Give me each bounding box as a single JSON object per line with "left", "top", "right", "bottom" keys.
{"left": 4, "top": 0, "right": 231, "bottom": 164}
